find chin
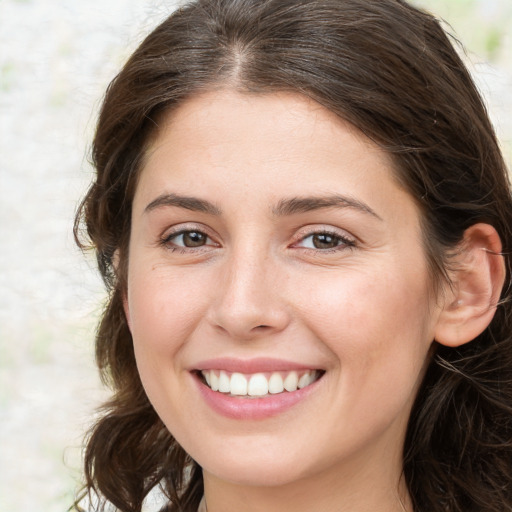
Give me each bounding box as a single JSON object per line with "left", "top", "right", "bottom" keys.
{"left": 203, "top": 459, "right": 307, "bottom": 488}
{"left": 188, "top": 434, "right": 318, "bottom": 488}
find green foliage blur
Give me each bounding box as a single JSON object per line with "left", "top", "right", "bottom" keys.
{"left": 413, "top": 0, "right": 511, "bottom": 64}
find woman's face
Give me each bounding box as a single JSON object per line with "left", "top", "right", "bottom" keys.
{"left": 126, "top": 90, "right": 443, "bottom": 488}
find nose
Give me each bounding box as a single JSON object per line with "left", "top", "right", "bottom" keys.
{"left": 207, "top": 249, "right": 291, "bottom": 340}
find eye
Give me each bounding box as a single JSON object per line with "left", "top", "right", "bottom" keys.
{"left": 295, "top": 231, "right": 355, "bottom": 251}
{"left": 162, "top": 229, "right": 215, "bottom": 249}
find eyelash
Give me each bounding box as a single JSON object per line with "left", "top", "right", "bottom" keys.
{"left": 159, "top": 228, "right": 217, "bottom": 253}
{"left": 159, "top": 227, "right": 356, "bottom": 254}
{"left": 293, "top": 230, "right": 356, "bottom": 253}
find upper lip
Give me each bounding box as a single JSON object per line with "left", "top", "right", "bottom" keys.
{"left": 192, "top": 357, "right": 323, "bottom": 374}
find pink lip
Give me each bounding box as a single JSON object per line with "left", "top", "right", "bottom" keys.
{"left": 192, "top": 357, "right": 318, "bottom": 373}
{"left": 191, "top": 370, "right": 323, "bottom": 420}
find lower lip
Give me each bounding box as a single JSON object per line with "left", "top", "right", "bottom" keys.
{"left": 193, "top": 373, "right": 322, "bottom": 420}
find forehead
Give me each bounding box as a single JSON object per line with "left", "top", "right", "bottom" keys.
{"left": 148, "top": 90, "right": 378, "bottom": 157}
{"left": 134, "top": 89, "right": 415, "bottom": 222}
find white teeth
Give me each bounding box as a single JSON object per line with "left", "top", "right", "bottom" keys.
{"left": 230, "top": 373, "right": 248, "bottom": 396}
{"left": 200, "top": 369, "right": 320, "bottom": 396}
{"left": 283, "top": 371, "right": 299, "bottom": 392}
{"left": 210, "top": 371, "right": 219, "bottom": 391}
{"left": 218, "top": 370, "right": 230, "bottom": 393}
{"left": 298, "top": 371, "right": 314, "bottom": 389}
{"left": 268, "top": 372, "right": 284, "bottom": 394}
{"left": 248, "top": 373, "right": 268, "bottom": 396}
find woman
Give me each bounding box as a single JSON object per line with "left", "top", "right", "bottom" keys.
{"left": 74, "top": 0, "right": 512, "bottom": 511}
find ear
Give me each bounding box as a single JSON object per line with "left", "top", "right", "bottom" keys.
{"left": 434, "top": 223, "right": 506, "bottom": 347}
{"left": 113, "top": 249, "right": 132, "bottom": 331}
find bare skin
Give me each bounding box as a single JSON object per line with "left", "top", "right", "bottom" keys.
{"left": 124, "top": 90, "right": 504, "bottom": 512}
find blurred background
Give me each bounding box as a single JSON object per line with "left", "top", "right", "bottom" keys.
{"left": 0, "top": 1, "right": 510, "bottom": 511}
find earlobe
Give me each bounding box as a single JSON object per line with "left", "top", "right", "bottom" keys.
{"left": 434, "top": 223, "right": 506, "bottom": 348}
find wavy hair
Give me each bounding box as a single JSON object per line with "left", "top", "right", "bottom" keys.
{"left": 74, "top": 0, "right": 512, "bottom": 510}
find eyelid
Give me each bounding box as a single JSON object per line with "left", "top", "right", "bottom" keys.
{"left": 293, "top": 224, "right": 356, "bottom": 241}
{"left": 291, "top": 225, "right": 357, "bottom": 250}
{"left": 157, "top": 223, "right": 356, "bottom": 252}
{"left": 159, "top": 223, "right": 219, "bottom": 248}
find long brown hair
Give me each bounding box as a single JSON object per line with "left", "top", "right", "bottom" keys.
{"left": 74, "top": 1, "right": 512, "bottom": 510}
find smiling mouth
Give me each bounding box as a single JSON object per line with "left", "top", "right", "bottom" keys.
{"left": 197, "top": 369, "right": 324, "bottom": 398}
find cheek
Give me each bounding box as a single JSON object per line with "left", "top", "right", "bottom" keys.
{"left": 294, "top": 264, "right": 435, "bottom": 384}
{"left": 300, "top": 268, "right": 434, "bottom": 448}
{"left": 126, "top": 265, "right": 210, "bottom": 367}
{"left": 125, "top": 264, "right": 212, "bottom": 425}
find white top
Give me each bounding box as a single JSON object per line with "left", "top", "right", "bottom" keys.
{"left": 197, "top": 496, "right": 207, "bottom": 512}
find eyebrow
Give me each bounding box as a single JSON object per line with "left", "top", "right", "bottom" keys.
{"left": 144, "top": 193, "right": 222, "bottom": 215}
{"left": 144, "top": 192, "right": 381, "bottom": 220}
{"left": 272, "top": 194, "right": 382, "bottom": 220}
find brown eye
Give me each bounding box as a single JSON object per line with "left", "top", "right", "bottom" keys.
{"left": 182, "top": 231, "right": 207, "bottom": 247}
{"left": 311, "top": 233, "right": 340, "bottom": 249}
{"left": 295, "top": 231, "right": 355, "bottom": 251}
{"left": 164, "top": 230, "right": 212, "bottom": 248}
